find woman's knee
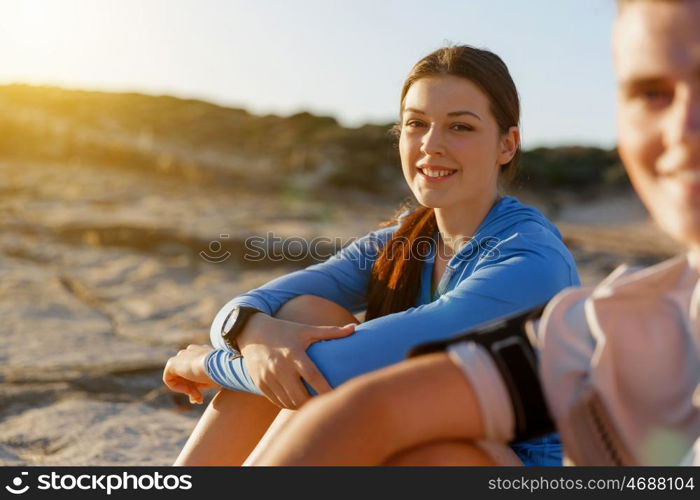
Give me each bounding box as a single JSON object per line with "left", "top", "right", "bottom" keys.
{"left": 275, "top": 295, "right": 359, "bottom": 326}
{"left": 209, "top": 387, "right": 272, "bottom": 412}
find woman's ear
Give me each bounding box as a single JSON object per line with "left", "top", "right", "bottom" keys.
{"left": 497, "top": 126, "right": 520, "bottom": 166}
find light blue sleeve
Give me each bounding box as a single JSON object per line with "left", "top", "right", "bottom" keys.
{"left": 207, "top": 233, "right": 579, "bottom": 393}
{"left": 208, "top": 226, "right": 395, "bottom": 352}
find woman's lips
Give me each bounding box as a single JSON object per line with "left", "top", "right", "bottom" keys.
{"left": 416, "top": 166, "right": 457, "bottom": 182}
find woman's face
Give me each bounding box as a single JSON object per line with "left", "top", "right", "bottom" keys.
{"left": 615, "top": 1, "right": 700, "bottom": 248}
{"left": 399, "top": 75, "right": 517, "bottom": 211}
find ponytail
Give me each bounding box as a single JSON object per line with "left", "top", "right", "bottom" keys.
{"left": 365, "top": 204, "right": 437, "bottom": 320}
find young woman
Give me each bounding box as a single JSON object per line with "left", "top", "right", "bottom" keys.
{"left": 234, "top": 0, "right": 700, "bottom": 466}
{"left": 163, "top": 45, "right": 580, "bottom": 466}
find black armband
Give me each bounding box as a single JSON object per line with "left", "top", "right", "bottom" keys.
{"left": 408, "top": 305, "right": 556, "bottom": 442}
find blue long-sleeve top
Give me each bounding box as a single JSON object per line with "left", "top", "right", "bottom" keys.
{"left": 205, "top": 196, "right": 580, "bottom": 394}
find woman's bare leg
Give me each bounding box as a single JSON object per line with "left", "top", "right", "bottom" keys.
{"left": 174, "top": 389, "right": 280, "bottom": 465}
{"left": 251, "top": 353, "right": 487, "bottom": 465}
{"left": 174, "top": 295, "right": 359, "bottom": 465}
{"left": 383, "top": 440, "right": 496, "bottom": 466}
{"left": 242, "top": 408, "right": 296, "bottom": 465}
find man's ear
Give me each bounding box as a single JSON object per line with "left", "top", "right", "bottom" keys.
{"left": 498, "top": 126, "right": 520, "bottom": 166}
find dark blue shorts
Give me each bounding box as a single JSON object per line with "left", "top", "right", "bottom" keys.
{"left": 510, "top": 432, "right": 562, "bottom": 466}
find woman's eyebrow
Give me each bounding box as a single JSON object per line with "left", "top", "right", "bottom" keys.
{"left": 447, "top": 110, "right": 482, "bottom": 121}
{"left": 403, "top": 107, "right": 482, "bottom": 121}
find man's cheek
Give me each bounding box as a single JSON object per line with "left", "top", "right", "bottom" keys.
{"left": 620, "top": 128, "right": 660, "bottom": 173}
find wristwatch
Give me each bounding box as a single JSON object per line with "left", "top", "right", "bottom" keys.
{"left": 221, "top": 306, "right": 262, "bottom": 352}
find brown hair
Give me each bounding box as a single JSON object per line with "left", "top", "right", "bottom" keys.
{"left": 365, "top": 45, "right": 521, "bottom": 321}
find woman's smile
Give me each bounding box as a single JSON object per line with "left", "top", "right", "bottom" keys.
{"left": 416, "top": 166, "right": 458, "bottom": 182}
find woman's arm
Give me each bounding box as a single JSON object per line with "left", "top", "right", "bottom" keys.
{"left": 208, "top": 238, "right": 576, "bottom": 394}
{"left": 250, "top": 352, "right": 486, "bottom": 465}
{"left": 209, "top": 227, "right": 394, "bottom": 351}
{"left": 203, "top": 227, "right": 392, "bottom": 404}
{"left": 200, "top": 227, "right": 394, "bottom": 405}
{"left": 169, "top": 296, "right": 359, "bottom": 409}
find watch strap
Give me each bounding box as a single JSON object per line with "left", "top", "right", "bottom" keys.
{"left": 221, "top": 306, "right": 261, "bottom": 351}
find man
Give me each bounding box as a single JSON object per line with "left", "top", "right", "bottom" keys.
{"left": 243, "top": 0, "right": 700, "bottom": 466}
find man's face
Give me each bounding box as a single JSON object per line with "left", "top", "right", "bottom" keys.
{"left": 614, "top": 0, "right": 700, "bottom": 248}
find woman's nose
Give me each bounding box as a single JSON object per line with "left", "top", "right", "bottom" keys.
{"left": 420, "top": 125, "right": 446, "bottom": 156}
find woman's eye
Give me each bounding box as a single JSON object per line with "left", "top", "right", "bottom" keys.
{"left": 405, "top": 120, "right": 425, "bottom": 128}
{"left": 451, "top": 123, "right": 474, "bottom": 131}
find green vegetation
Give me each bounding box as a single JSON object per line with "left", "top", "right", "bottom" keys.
{"left": 518, "top": 146, "right": 627, "bottom": 190}
{"left": 0, "top": 84, "right": 628, "bottom": 194}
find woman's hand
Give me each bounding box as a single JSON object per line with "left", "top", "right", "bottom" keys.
{"left": 163, "top": 344, "right": 218, "bottom": 404}
{"left": 238, "top": 313, "right": 356, "bottom": 409}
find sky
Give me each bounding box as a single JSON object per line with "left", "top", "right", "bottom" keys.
{"left": 0, "top": 0, "right": 618, "bottom": 149}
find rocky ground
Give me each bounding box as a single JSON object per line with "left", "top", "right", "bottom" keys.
{"left": 0, "top": 159, "right": 680, "bottom": 465}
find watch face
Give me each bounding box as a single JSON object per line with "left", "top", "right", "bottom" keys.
{"left": 222, "top": 307, "right": 240, "bottom": 336}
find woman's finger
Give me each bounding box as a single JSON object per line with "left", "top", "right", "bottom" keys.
{"left": 258, "top": 378, "right": 291, "bottom": 409}
{"left": 257, "top": 380, "right": 283, "bottom": 408}
{"left": 195, "top": 380, "right": 218, "bottom": 390}
{"left": 295, "top": 355, "right": 333, "bottom": 395}
{"left": 304, "top": 323, "right": 356, "bottom": 343}
{"left": 166, "top": 377, "right": 199, "bottom": 400}
{"left": 188, "top": 387, "right": 204, "bottom": 405}
{"left": 163, "top": 369, "right": 183, "bottom": 392}
{"left": 264, "top": 373, "right": 298, "bottom": 409}
{"left": 164, "top": 378, "right": 186, "bottom": 394}
{"left": 279, "top": 371, "right": 312, "bottom": 409}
